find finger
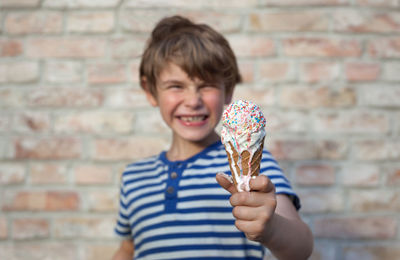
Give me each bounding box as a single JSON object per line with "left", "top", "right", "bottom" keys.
{"left": 232, "top": 205, "right": 258, "bottom": 221}
{"left": 230, "top": 191, "right": 272, "bottom": 207}
{"left": 249, "top": 175, "right": 275, "bottom": 193}
{"left": 234, "top": 220, "right": 264, "bottom": 241}
{"left": 216, "top": 172, "right": 237, "bottom": 194}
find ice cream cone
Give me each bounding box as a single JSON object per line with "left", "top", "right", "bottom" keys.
{"left": 221, "top": 100, "right": 267, "bottom": 192}
{"left": 241, "top": 137, "right": 264, "bottom": 178}
{"left": 224, "top": 137, "right": 264, "bottom": 191}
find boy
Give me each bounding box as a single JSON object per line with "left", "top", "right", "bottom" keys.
{"left": 113, "top": 16, "right": 313, "bottom": 260}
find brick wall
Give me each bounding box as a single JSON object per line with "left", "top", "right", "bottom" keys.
{"left": 1, "top": 0, "right": 399, "bottom": 259}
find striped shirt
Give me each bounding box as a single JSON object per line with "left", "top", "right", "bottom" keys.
{"left": 115, "top": 141, "right": 300, "bottom": 260}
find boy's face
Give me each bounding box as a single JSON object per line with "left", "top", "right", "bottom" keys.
{"left": 145, "top": 63, "right": 232, "bottom": 145}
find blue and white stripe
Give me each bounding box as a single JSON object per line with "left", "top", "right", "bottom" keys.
{"left": 115, "top": 141, "right": 299, "bottom": 260}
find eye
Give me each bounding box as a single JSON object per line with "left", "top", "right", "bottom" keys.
{"left": 200, "top": 83, "right": 220, "bottom": 90}
{"left": 167, "top": 85, "right": 183, "bottom": 90}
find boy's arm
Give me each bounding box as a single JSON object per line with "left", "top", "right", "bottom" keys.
{"left": 260, "top": 194, "right": 313, "bottom": 260}
{"left": 112, "top": 240, "right": 134, "bottom": 260}
{"left": 216, "top": 173, "right": 313, "bottom": 260}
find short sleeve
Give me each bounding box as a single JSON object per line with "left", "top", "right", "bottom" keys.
{"left": 114, "top": 178, "right": 132, "bottom": 239}
{"left": 260, "top": 150, "right": 301, "bottom": 210}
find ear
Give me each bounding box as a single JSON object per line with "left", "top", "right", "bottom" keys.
{"left": 141, "top": 76, "right": 158, "bottom": 107}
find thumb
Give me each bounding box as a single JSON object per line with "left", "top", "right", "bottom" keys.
{"left": 216, "top": 172, "right": 237, "bottom": 194}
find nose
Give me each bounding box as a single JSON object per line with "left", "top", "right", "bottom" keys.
{"left": 184, "top": 88, "right": 203, "bottom": 108}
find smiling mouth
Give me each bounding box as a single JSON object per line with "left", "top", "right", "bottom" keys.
{"left": 179, "top": 115, "right": 208, "bottom": 122}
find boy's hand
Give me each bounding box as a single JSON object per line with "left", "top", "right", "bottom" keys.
{"left": 216, "top": 173, "right": 277, "bottom": 242}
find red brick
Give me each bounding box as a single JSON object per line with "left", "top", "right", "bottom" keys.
{"left": 368, "top": 37, "right": 400, "bottom": 58}
{"left": 177, "top": 11, "right": 243, "bottom": 33}
{"left": 228, "top": 35, "right": 275, "bottom": 57}
{"left": 265, "top": 111, "right": 307, "bottom": 133}
{"left": 88, "top": 63, "right": 127, "bottom": 85}
{"left": 295, "top": 164, "right": 336, "bottom": 186}
{"left": 1, "top": 0, "right": 40, "bottom": 7}
{"left": 300, "top": 62, "right": 340, "bottom": 83}
{"left": 74, "top": 165, "right": 113, "bottom": 185}
{"left": 45, "top": 61, "right": 83, "bottom": 83}
{"left": 349, "top": 190, "right": 400, "bottom": 212}
{"left": 0, "top": 39, "right": 23, "bottom": 56}
{"left": 2, "top": 191, "right": 79, "bottom": 211}
{"left": 317, "top": 140, "right": 348, "bottom": 160}
{"left": 125, "top": 0, "right": 258, "bottom": 8}
{"left": 258, "top": 61, "right": 294, "bottom": 82}
{"left": 0, "top": 243, "right": 78, "bottom": 260}
{"left": 343, "top": 246, "right": 400, "bottom": 260}
{"left": 353, "top": 139, "right": 400, "bottom": 161}
{"left": 5, "top": 12, "right": 62, "bottom": 35}
{"left": 30, "top": 163, "right": 68, "bottom": 184}
{"left": 0, "top": 114, "right": 10, "bottom": 131}
{"left": 310, "top": 244, "right": 336, "bottom": 260}
{"left": 120, "top": 10, "right": 170, "bottom": 33}
{"left": 130, "top": 60, "right": 140, "bottom": 83}
{"left": 43, "top": 0, "right": 119, "bottom": 8}
{"left": 345, "top": 62, "right": 380, "bottom": 82}
{"left": 0, "top": 89, "right": 24, "bottom": 108}
{"left": 260, "top": 0, "right": 349, "bottom": 5}
{"left": 53, "top": 217, "right": 115, "bottom": 238}
{"left": 26, "top": 37, "right": 106, "bottom": 58}
{"left": 237, "top": 60, "right": 255, "bottom": 83}
{"left": 0, "top": 61, "right": 39, "bottom": 83}
{"left": 313, "top": 111, "right": 389, "bottom": 134}
{"left": 12, "top": 218, "right": 49, "bottom": 240}
{"left": 13, "top": 111, "right": 51, "bottom": 133}
{"left": 334, "top": 10, "right": 400, "bottom": 33}
{"left": 84, "top": 243, "right": 120, "bottom": 260}
{"left": 314, "top": 216, "right": 397, "bottom": 239}
{"left": 0, "top": 217, "right": 7, "bottom": 239}
{"left": 86, "top": 190, "right": 119, "bottom": 212}
{"left": 13, "top": 137, "right": 82, "bottom": 159}
{"left": 283, "top": 37, "right": 362, "bottom": 57}
{"left": 280, "top": 86, "right": 356, "bottom": 108}
{"left": 268, "top": 139, "right": 318, "bottom": 160}
{"left": 383, "top": 62, "right": 400, "bottom": 81}
{"left": 385, "top": 166, "right": 400, "bottom": 186}
{"left": 134, "top": 111, "right": 171, "bottom": 135}
{"left": 343, "top": 164, "right": 380, "bottom": 187}
{"left": 297, "top": 190, "right": 343, "bottom": 213}
{"left": 110, "top": 37, "right": 147, "bottom": 59}
{"left": 0, "top": 163, "right": 25, "bottom": 185}
{"left": 104, "top": 88, "right": 150, "bottom": 108}
{"left": 67, "top": 11, "right": 114, "bottom": 33}
{"left": 54, "top": 111, "right": 134, "bottom": 134}
{"left": 248, "top": 11, "right": 329, "bottom": 32}
{"left": 232, "top": 87, "right": 275, "bottom": 107}
{"left": 269, "top": 139, "right": 348, "bottom": 161}
{"left": 360, "top": 85, "right": 400, "bottom": 107}
{"left": 27, "top": 87, "right": 103, "bottom": 107}
{"left": 93, "top": 136, "right": 169, "bottom": 161}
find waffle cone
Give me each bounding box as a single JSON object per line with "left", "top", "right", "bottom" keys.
{"left": 224, "top": 137, "right": 265, "bottom": 187}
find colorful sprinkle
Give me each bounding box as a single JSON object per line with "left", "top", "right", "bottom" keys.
{"left": 222, "top": 100, "right": 266, "bottom": 134}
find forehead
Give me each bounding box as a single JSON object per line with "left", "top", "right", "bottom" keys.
{"left": 158, "top": 62, "right": 203, "bottom": 84}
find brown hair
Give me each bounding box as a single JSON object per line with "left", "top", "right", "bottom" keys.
{"left": 139, "top": 15, "right": 242, "bottom": 97}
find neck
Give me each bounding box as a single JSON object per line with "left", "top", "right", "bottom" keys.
{"left": 166, "top": 132, "right": 220, "bottom": 161}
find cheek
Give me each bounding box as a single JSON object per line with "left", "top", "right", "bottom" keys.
{"left": 204, "top": 91, "right": 225, "bottom": 116}
{"left": 157, "top": 94, "right": 184, "bottom": 123}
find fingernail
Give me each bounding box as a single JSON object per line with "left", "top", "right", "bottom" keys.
{"left": 217, "top": 172, "right": 233, "bottom": 183}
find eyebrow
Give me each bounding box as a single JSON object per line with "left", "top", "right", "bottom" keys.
{"left": 161, "top": 80, "right": 184, "bottom": 85}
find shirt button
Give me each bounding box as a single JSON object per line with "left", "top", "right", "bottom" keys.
{"left": 171, "top": 172, "right": 178, "bottom": 179}
{"left": 166, "top": 186, "right": 175, "bottom": 194}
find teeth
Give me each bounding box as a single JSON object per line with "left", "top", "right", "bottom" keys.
{"left": 181, "top": 116, "right": 206, "bottom": 122}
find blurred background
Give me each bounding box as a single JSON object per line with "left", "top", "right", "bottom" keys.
{"left": 0, "top": 0, "right": 399, "bottom": 259}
